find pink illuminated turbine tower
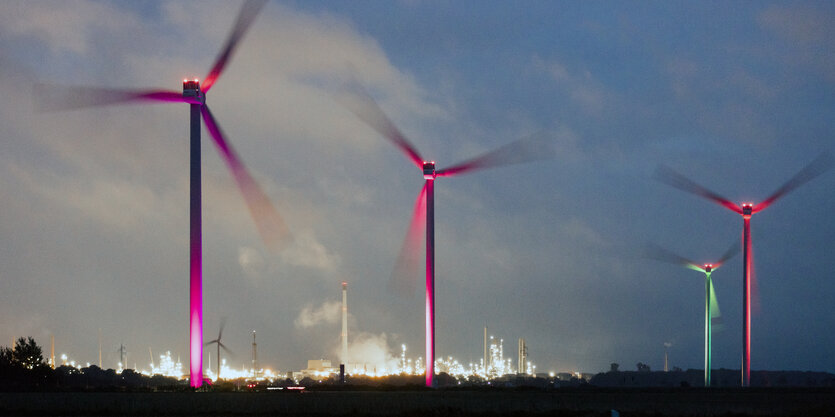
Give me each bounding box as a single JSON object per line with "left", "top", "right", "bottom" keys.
{"left": 35, "top": 0, "right": 288, "bottom": 387}
{"left": 338, "top": 86, "right": 553, "bottom": 387}
{"left": 655, "top": 153, "right": 831, "bottom": 387}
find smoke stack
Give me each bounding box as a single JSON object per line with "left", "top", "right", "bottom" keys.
{"left": 518, "top": 338, "right": 527, "bottom": 375}
{"left": 483, "top": 326, "right": 488, "bottom": 373}
{"left": 251, "top": 330, "right": 257, "bottom": 379}
{"left": 342, "top": 281, "right": 348, "bottom": 366}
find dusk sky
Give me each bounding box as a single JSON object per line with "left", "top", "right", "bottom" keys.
{"left": 1, "top": 1, "right": 833, "bottom": 376}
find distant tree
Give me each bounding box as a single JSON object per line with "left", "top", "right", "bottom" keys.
{"left": 636, "top": 362, "right": 651, "bottom": 372}
{"left": 610, "top": 363, "right": 619, "bottom": 372}
{"left": 1, "top": 337, "right": 52, "bottom": 388}
{"left": 672, "top": 366, "right": 682, "bottom": 372}
{"left": 12, "top": 337, "right": 45, "bottom": 370}
{"left": 467, "top": 374, "right": 486, "bottom": 384}
{"left": 434, "top": 372, "right": 456, "bottom": 387}
{"left": 0, "top": 346, "right": 15, "bottom": 380}
{"left": 299, "top": 376, "right": 315, "bottom": 387}
{"left": 120, "top": 369, "right": 144, "bottom": 387}
{"left": 0, "top": 346, "right": 13, "bottom": 368}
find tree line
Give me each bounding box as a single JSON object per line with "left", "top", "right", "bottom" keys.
{"left": 1, "top": 337, "right": 181, "bottom": 391}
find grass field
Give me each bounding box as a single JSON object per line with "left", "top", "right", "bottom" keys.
{"left": 2, "top": 388, "right": 834, "bottom": 416}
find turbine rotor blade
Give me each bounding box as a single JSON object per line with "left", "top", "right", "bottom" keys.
{"left": 218, "top": 342, "right": 233, "bottom": 356}
{"left": 435, "top": 131, "right": 556, "bottom": 177}
{"left": 201, "top": 0, "right": 268, "bottom": 93}
{"left": 34, "top": 84, "right": 185, "bottom": 112}
{"left": 201, "top": 105, "right": 291, "bottom": 251}
{"left": 218, "top": 317, "right": 227, "bottom": 340}
{"left": 654, "top": 165, "right": 743, "bottom": 214}
{"left": 714, "top": 241, "right": 741, "bottom": 269}
{"left": 709, "top": 279, "right": 721, "bottom": 320}
{"left": 644, "top": 243, "right": 701, "bottom": 271}
{"left": 334, "top": 82, "right": 424, "bottom": 168}
{"left": 754, "top": 152, "right": 833, "bottom": 212}
{"left": 390, "top": 183, "right": 428, "bottom": 296}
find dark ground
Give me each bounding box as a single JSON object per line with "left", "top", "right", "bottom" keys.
{"left": 2, "top": 388, "right": 835, "bottom": 416}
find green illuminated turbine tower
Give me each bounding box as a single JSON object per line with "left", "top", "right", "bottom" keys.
{"left": 646, "top": 242, "right": 738, "bottom": 386}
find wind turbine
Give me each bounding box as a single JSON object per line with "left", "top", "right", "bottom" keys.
{"left": 655, "top": 152, "right": 832, "bottom": 386}
{"left": 34, "top": 0, "right": 288, "bottom": 388}
{"left": 205, "top": 318, "right": 231, "bottom": 381}
{"left": 337, "top": 84, "right": 553, "bottom": 387}
{"left": 646, "top": 242, "right": 739, "bottom": 386}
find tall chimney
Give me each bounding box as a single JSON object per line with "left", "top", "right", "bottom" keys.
{"left": 518, "top": 338, "right": 527, "bottom": 375}
{"left": 342, "top": 281, "right": 348, "bottom": 366}
{"left": 483, "top": 326, "right": 488, "bottom": 373}
{"left": 251, "top": 330, "right": 257, "bottom": 378}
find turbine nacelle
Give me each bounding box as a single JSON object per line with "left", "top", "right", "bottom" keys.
{"left": 741, "top": 203, "right": 753, "bottom": 218}
{"left": 704, "top": 264, "right": 713, "bottom": 273}
{"left": 423, "top": 161, "right": 436, "bottom": 180}
{"left": 183, "top": 79, "right": 205, "bottom": 104}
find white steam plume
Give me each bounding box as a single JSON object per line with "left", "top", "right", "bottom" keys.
{"left": 294, "top": 301, "right": 341, "bottom": 328}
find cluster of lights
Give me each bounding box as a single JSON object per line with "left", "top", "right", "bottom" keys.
{"left": 341, "top": 339, "right": 537, "bottom": 381}
{"left": 203, "top": 358, "right": 277, "bottom": 382}
{"left": 42, "top": 338, "right": 544, "bottom": 384}
{"left": 50, "top": 353, "right": 89, "bottom": 370}
{"left": 139, "top": 351, "right": 184, "bottom": 378}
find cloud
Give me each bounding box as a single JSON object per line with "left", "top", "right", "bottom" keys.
{"left": 561, "top": 217, "right": 606, "bottom": 248}
{"left": 0, "top": 1, "right": 141, "bottom": 55}
{"left": 280, "top": 230, "right": 341, "bottom": 272}
{"left": 758, "top": 5, "right": 835, "bottom": 45}
{"left": 237, "top": 246, "right": 265, "bottom": 278}
{"left": 531, "top": 55, "right": 607, "bottom": 113}
{"left": 758, "top": 5, "right": 835, "bottom": 81}
{"left": 294, "top": 301, "right": 341, "bottom": 329}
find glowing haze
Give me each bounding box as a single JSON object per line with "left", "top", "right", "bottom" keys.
{"left": 1, "top": 0, "right": 834, "bottom": 378}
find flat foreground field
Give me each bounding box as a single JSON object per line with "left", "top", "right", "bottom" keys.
{"left": 2, "top": 388, "right": 834, "bottom": 416}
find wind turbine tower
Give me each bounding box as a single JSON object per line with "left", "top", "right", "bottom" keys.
{"left": 655, "top": 153, "right": 831, "bottom": 386}
{"left": 664, "top": 342, "right": 672, "bottom": 372}
{"left": 337, "top": 85, "right": 554, "bottom": 386}
{"left": 34, "top": 0, "right": 282, "bottom": 388}
{"left": 342, "top": 281, "right": 348, "bottom": 366}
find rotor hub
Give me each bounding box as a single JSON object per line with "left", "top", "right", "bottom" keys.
{"left": 741, "top": 203, "right": 753, "bottom": 218}
{"left": 183, "top": 79, "right": 205, "bottom": 104}
{"left": 423, "top": 161, "right": 436, "bottom": 180}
